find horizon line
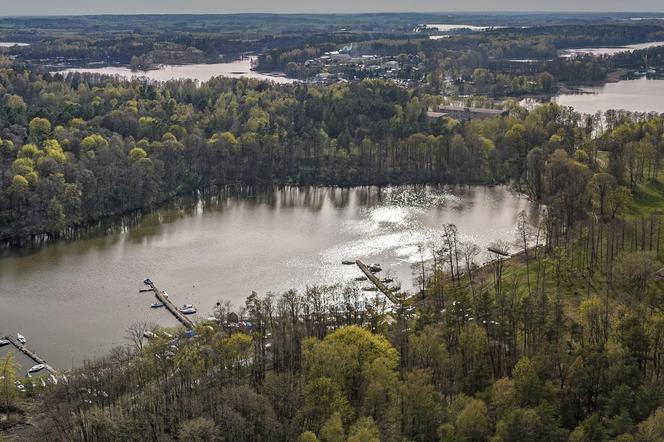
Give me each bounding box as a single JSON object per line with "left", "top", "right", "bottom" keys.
{"left": 1, "top": 11, "right": 664, "bottom": 18}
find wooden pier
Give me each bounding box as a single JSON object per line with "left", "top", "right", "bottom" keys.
{"left": 487, "top": 246, "right": 511, "bottom": 257}
{"left": 2, "top": 335, "right": 57, "bottom": 374}
{"left": 143, "top": 280, "right": 195, "bottom": 329}
{"left": 356, "top": 260, "right": 399, "bottom": 304}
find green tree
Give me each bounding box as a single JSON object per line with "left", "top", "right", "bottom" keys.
{"left": 320, "top": 412, "right": 345, "bottom": 442}
{"left": 347, "top": 417, "right": 380, "bottom": 442}
{"left": 29, "top": 117, "right": 52, "bottom": 142}
{"left": 636, "top": 408, "right": 664, "bottom": 442}
{"left": 455, "top": 399, "right": 490, "bottom": 442}
{"left": 0, "top": 352, "right": 20, "bottom": 407}
{"left": 298, "top": 431, "right": 320, "bottom": 442}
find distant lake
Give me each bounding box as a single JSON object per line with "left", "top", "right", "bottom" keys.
{"left": 0, "top": 42, "right": 29, "bottom": 48}
{"left": 561, "top": 41, "right": 664, "bottom": 57}
{"left": 56, "top": 57, "right": 296, "bottom": 84}
{"left": 0, "top": 185, "right": 538, "bottom": 371}
{"left": 555, "top": 77, "right": 664, "bottom": 114}
{"left": 426, "top": 24, "right": 501, "bottom": 32}
{"left": 425, "top": 23, "right": 504, "bottom": 39}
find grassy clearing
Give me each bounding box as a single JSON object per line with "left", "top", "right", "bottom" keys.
{"left": 627, "top": 176, "right": 664, "bottom": 218}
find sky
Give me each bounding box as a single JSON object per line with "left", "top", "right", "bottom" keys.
{"left": 3, "top": 0, "right": 664, "bottom": 15}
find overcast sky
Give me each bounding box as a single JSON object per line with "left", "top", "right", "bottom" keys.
{"left": 3, "top": 0, "right": 664, "bottom": 16}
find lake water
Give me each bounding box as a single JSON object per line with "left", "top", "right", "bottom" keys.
{"left": 426, "top": 24, "right": 501, "bottom": 32}
{"left": 57, "top": 58, "right": 295, "bottom": 84}
{"left": 555, "top": 77, "right": 664, "bottom": 114}
{"left": 561, "top": 41, "right": 664, "bottom": 57}
{"left": 426, "top": 24, "right": 504, "bottom": 39}
{"left": 0, "top": 42, "right": 29, "bottom": 48}
{"left": 0, "top": 185, "right": 537, "bottom": 370}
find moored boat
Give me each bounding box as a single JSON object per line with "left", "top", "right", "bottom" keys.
{"left": 28, "top": 364, "right": 45, "bottom": 373}
{"left": 0, "top": 339, "right": 9, "bottom": 347}
{"left": 180, "top": 307, "right": 197, "bottom": 315}
{"left": 16, "top": 333, "right": 26, "bottom": 344}
{"left": 368, "top": 264, "right": 382, "bottom": 273}
{"left": 150, "top": 302, "right": 165, "bottom": 308}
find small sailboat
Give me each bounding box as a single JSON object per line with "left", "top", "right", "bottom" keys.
{"left": 28, "top": 364, "right": 45, "bottom": 374}
{"left": 0, "top": 339, "right": 9, "bottom": 347}
{"left": 150, "top": 302, "right": 165, "bottom": 308}
{"left": 16, "top": 333, "right": 26, "bottom": 344}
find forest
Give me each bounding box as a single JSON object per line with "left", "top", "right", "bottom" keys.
{"left": 2, "top": 12, "right": 664, "bottom": 442}
{"left": 1, "top": 47, "right": 664, "bottom": 441}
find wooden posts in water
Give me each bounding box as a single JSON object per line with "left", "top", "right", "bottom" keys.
{"left": 2, "top": 335, "right": 57, "bottom": 374}
{"left": 355, "top": 260, "right": 399, "bottom": 304}
{"left": 142, "top": 280, "right": 195, "bottom": 330}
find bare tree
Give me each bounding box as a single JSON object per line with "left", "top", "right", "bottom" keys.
{"left": 516, "top": 210, "right": 534, "bottom": 295}
{"left": 460, "top": 241, "right": 481, "bottom": 287}
{"left": 126, "top": 321, "right": 150, "bottom": 352}
{"left": 488, "top": 240, "right": 511, "bottom": 298}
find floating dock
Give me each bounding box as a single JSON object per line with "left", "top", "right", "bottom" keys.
{"left": 2, "top": 335, "right": 57, "bottom": 374}
{"left": 143, "top": 280, "right": 195, "bottom": 329}
{"left": 355, "top": 260, "right": 399, "bottom": 304}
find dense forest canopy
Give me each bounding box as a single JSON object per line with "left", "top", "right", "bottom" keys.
{"left": 2, "top": 13, "right": 664, "bottom": 442}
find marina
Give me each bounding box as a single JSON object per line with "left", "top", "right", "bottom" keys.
{"left": 142, "top": 279, "right": 195, "bottom": 329}
{"left": 1, "top": 334, "right": 57, "bottom": 375}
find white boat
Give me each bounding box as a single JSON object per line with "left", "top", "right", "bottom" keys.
{"left": 179, "top": 307, "right": 197, "bottom": 315}
{"left": 181, "top": 304, "right": 193, "bottom": 309}
{"left": 16, "top": 333, "right": 26, "bottom": 344}
{"left": 0, "top": 339, "right": 9, "bottom": 347}
{"left": 143, "top": 331, "right": 156, "bottom": 339}
{"left": 28, "top": 364, "right": 45, "bottom": 373}
{"left": 150, "top": 302, "right": 165, "bottom": 308}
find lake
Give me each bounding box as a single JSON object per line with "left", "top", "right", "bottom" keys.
{"left": 555, "top": 77, "right": 664, "bottom": 114}
{"left": 0, "top": 42, "right": 29, "bottom": 48}
{"left": 0, "top": 185, "right": 537, "bottom": 370}
{"left": 426, "top": 24, "right": 502, "bottom": 32}
{"left": 561, "top": 40, "right": 664, "bottom": 57}
{"left": 425, "top": 24, "right": 504, "bottom": 39}
{"left": 56, "top": 57, "right": 295, "bottom": 84}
